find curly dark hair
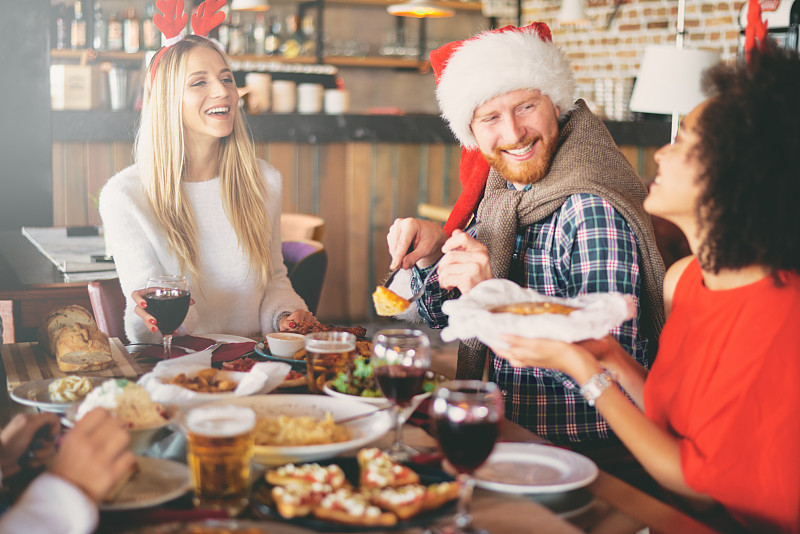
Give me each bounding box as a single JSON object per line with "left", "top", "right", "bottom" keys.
{"left": 691, "top": 42, "right": 800, "bottom": 274}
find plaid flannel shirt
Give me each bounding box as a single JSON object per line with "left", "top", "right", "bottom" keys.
{"left": 415, "top": 193, "right": 648, "bottom": 445}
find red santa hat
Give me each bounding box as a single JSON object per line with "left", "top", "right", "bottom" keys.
{"left": 430, "top": 23, "right": 576, "bottom": 234}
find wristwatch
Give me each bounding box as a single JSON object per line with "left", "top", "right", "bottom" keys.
{"left": 580, "top": 370, "right": 614, "bottom": 407}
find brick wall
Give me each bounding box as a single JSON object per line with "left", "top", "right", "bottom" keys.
{"left": 520, "top": 0, "right": 746, "bottom": 105}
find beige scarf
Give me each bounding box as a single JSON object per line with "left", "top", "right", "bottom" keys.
{"left": 456, "top": 100, "right": 666, "bottom": 378}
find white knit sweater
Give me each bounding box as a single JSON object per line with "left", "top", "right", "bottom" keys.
{"left": 98, "top": 160, "right": 306, "bottom": 344}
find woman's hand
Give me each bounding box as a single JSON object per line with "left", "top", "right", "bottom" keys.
{"left": 279, "top": 309, "right": 317, "bottom": 331}
{"left": 491, "top": 336, "right": 601, "bottom": 383}
{"left": 132, "top": 288, "right": 195, "bottom": 334}
{"left": 436, "top": 229, "right": 493, "bottom": 294}
{"left": 387, "top": 217, "right": 447, "bottom": 270}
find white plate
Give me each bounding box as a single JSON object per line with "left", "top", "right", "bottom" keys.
{"left": 202, "top": 334, "right": 256, "bottom": 344}
{"left": 473, "top": 443, "right": 598, "bottom": 494}
{"left": 201, "top": 394, "right": 392, "bottom": 466}
{"left": 101, "top": 456, "right": 191, "bottom": 511}
{"left": 10, "top": 377, "right": 108, "bottom": 413}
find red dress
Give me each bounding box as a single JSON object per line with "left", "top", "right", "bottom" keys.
{"left": 645, "top": 259, "right": 800, "bottom": 533}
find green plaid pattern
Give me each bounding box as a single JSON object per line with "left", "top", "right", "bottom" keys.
{"left": 416, "top": 193, "right": 648, "bottom": 444}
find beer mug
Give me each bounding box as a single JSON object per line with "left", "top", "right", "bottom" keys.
{"left": 185, "top": 404, "right": 256, "bottom": 515}
{"left": 305, "top": 331, "right": 356, "bottom": 394}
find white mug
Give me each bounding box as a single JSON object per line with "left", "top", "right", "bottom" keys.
{"left": 244, "top": 72, "right": 271, "bottom": 114}
{"left": 324, "top": 89, "right": 350, "bottom": 114}
{"left": 297, "top": 83, "right": 324, "bottom": 114}
{"left": 271, "top": 80, "right": 297, "bottom": 113}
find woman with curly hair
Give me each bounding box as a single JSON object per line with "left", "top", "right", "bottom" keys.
{"left": 490, "top": 42, "right": 800, "bottom": 533}
{"left": 100, "top": 33, "right": 314, "bottom": 344}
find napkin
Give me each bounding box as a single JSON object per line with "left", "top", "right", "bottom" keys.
{"left": 440, "top": 279, "right": 634, "bottom": 350}
{"left": 210, "top": 341, "right": 256, "bottom": 363}
{"left": 135, "top": 335, "right": 217, "bottom": 359}
{"left": 137, "top": 349, "right": 290, "bottom": 406}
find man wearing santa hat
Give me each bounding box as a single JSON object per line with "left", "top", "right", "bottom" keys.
{"left": 386, "top": 23, "right": 666, "bottom": 453}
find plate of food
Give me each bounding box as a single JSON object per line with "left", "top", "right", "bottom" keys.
{"left": 253, "top": 340, "right": 307, "bottom": 371}
{"left": 251, "top": 447, "right": 459, "bottom": 531}
{"left": 201, "top": 394, "right": 392, "bottom": 466}
{"left": 62, "top": 379, "right": 180, "bottom": 454}
{"left": 10, "top": 376, "right": 107, "bottom": 413}
{"left": 472, "top": 443, "right": 599, "bottom": 494}
{"left": 101, "top": 456, "right": 191, "bottom": 511}
{"left": 219, "top": 356, "right": 307, "bottom": 389}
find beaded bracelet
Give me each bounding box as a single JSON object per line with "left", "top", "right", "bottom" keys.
{"left": 580, "top": 370, "right": 614, "bottom": 407}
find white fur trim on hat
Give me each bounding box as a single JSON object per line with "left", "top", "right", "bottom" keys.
{"left": 435, "top": 29, "right": 577, "bottom": 148}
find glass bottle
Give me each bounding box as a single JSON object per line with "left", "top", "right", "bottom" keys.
{"left": 55, "top": 2, "right": 71, "bottom": 50}
{"left": 252, "top": 14, "right": 266, "bottom": 56}
{"left": 300, "top": 13, "right": 316, "bottom": 57}
{"left": 216, "top": 6, "right": 230, "bottom": 52}
{"left": 92, "top": 2, "right": 106, "bottom": 50}
{"left": 107, "top": 12, "right": 123, "bottom": 51}
{"left": 70, "top": 0, "right": 87, "bottom": 49}
{"left": 123, "top": 8, "right": 140, "bottom": 53}
{"left": 142, "top": 3, "right": 159, "bottom": 51}
{"left": 788, "top": 0, "right": 799, "bottom": 52}
{"left": 279, "top": 14, "right": 303, "bottom": 59}
{"left": 228, "top": 12, "right": 245, "bottom": 56}
{"left": 264, "top": 16, "right": 282, "bottom": 56}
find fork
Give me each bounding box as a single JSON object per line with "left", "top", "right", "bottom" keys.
{"left": 406, "top": 255, "right": 444, "bottom": 305}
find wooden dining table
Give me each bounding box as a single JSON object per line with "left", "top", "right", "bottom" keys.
{"left": 1, "top": 337, "right": 730, "bottom": 534}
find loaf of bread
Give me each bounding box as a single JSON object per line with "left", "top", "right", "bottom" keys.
{"left": 39, "top": 305, "right": 113, "bottom": 372}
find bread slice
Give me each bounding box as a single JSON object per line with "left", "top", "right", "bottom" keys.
{"left": 54, "top": 323, "right": 113, "bottom": 372}
{"left": 39, "top": 305, "right": 97, "bottom": 356}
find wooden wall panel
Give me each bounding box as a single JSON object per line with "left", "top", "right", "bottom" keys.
{"left": 295, "top": 145, "right": 318, "bottom": 215}
{"left": 267, "top": 142, "right": 298, "bottom": 212}
{"left": 371, "top": 145, "right": 395, "bottom": 300}
{"left": 345, "top": 144, "right": 373, "bottom": 320}
{"left": 316, "top": 144, "right": 347, "bottom": 321}
{"left": 52, "top": 143, "right": 66, "bottom": 226}
{"left": 396, "top": 144, "right": 422, "bottom": 221}
{"left": 425, "top": 145, "right": 447, "bottom": 208}
{"left": 86, "top": 143, "right": 113, "bottom": 226}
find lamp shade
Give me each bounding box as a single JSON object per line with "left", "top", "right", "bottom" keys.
{"left": 558, "top": 0, "right": 589, "bottom": 27}
{"left": 387, "top": 0, "right": 454, "bottom": 18}
{"left": 230, "top": 0, "right": 269, "bottom": 11}
{"left": 629, "top": 45, "right": 721, "bottom": 115}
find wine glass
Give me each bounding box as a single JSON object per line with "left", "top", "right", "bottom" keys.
{"left": 371, "top": 329, "right": 431, "bottom": 462}
{"left": 144, "top": 275, "right": 191, "bottom": 359}
{"left": 429, "top": 380, "right": 503, "bottom": 534}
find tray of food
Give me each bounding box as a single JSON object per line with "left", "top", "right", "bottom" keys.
{"left": 252, "top": 447, "right": 459, "bottom": 531}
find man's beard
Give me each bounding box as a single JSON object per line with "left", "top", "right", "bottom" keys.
{"left": 482, "top": 135, "right": 557, "bottom": 185}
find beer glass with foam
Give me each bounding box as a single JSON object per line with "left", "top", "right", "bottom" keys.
{"left": 304, "top": 331, "right": 356, "bottom": 394}
{"left": 185, "top": 404, "right": 256, "bottom": 515}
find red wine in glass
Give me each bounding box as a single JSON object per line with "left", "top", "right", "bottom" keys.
{"left": 434, "top": 418, "right": 500, "bottom": 474}
{"left": 430, "top": 380, "right": 503, "bottom": 534}
{"left": 145, "top": 275, "right": 190, "bottom": 359}
{"left": 144, "top": 289, "right": 190, "bottom": 334}
{"left": 374, "top": 365, "right": 426, "bottom": 407}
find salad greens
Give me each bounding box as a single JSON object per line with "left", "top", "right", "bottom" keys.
{"left": 330, "top": 356, "right": 444, "bottom": 398}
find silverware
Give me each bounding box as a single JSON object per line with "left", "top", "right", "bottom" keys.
{"left": 383, "top": 243, "right": 414, "bottom": 288}
{"left": 334, "top": 405, "right": 392, "bottom": 425}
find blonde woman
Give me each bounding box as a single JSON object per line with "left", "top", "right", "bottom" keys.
{"left": 99, "top": 35, "right": 314, "bottom": 344}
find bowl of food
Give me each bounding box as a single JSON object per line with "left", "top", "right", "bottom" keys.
{"left": 203, "top": 394, "right": 392, "bottom": 466}
{"left": 64, "top": 378, "right": 178, "bottom": 454}
{"left": 265, "top": 332, "right": 306, "bottom": 358}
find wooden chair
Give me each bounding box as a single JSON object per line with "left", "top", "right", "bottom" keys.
{"left": 280, "top": 213, "right": 326, "bottom": 243}
{"left": 282, "top": 240, "right": 327, "bottom": 315}
{"left": 87, "top": 277, "right": 128, "bottom": 343}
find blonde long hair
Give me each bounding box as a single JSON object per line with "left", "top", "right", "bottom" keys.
{"left": 135, "top": 35, "right": 272, "bottom": 288}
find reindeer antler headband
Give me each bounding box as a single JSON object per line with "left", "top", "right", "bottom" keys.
{"left": 150, "top": 0, "right": 227, "bottom": 86}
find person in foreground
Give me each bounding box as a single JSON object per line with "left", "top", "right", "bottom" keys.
{"left": 99, "top": 2, "right": 313, "bottom": 345}
{"left": 386, "top": 23, "right": 665, "bottom": 448}
{"left": 0, "top": 409, "right": 135, "bottom": 534}
{"left": 491, "top": 42, "right": 800, "bottom": 533}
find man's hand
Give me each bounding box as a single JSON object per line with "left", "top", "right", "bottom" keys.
{"left": 387, "top": 218, "right": 447, "bottom": 270}
{"left": 0, "top": 413, "right": 60, "bottom": 478}
{"left": 279, "top": 309, "right": 317, "bottom": 331}
{"left": 436, "top": 229, "right": 493, "bottom": 294}
{"left": 49, "top": 408, "right": 136, "bottom": 503}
